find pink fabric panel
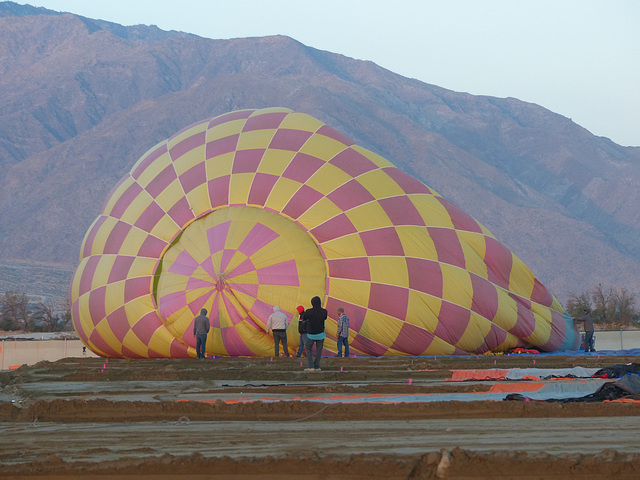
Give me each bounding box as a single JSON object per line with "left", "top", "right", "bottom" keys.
{"left": 256, "top": 259, "right": 299, "bottom": 286}
{"left": 237, "top": 223, "right": 279, "bottom": 256}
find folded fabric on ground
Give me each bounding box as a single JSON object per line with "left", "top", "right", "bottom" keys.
{"left": 593, "top": 363, "right": 640, "bottom": 378}
{"left": 182, "top": 380, "right": 606, "bottom": 404}
{"left": 505, "top": 374, "right": 640, "bottom": 403}
{"left": 449, "top": 367, "right": 600, "bottom": 381}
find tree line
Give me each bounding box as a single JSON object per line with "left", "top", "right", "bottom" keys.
{"left": 0, "top": 291, "right": 72, "bottom": 332}
{"left": 565, "top": 284, "right": 639, "bottom": 327}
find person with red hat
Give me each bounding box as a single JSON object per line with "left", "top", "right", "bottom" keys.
{"left": 295, "top": 305, "right": 307, "bottom": 357}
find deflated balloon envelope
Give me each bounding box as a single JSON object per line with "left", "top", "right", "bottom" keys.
{"left": 70, "top": 107, "right": 579, "bottom": 358}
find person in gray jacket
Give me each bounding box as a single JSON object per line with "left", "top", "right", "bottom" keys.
{"left": 575, "top": 309, "right": 595, "bottom": 352}
{"left": 193, "top": 308, "right": 210, "bottom": 359}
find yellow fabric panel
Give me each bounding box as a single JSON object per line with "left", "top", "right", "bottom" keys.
{"left": 306, "top": 162, "right": 353, "bottom": 194}
{"left": 455, "top": 312, "right": 494, "bottom": 352}
{"left": 119, "top": 190, "right": 153, "bottom": 226}
{"left": 167, "top": 120, "right": 208, "bottom": 153}
{"left": 508, "top": 253, "right": 535, "bottom": 300}
{"left": 154, "top": 178, "right": 186, "bottom": 214}
{"left": 147, "top": 326, "right": 176, "bottom": 357}
{"left": 117, "top": 227, "right": 154, "bottom": 256}
{"left": 256, "top": 149, "right": 296, "bottom": 176}
{"left": 102, "top": 176, "right": 136, "bottom": 217}
{"left": 406, "top": 290, "right": 441, "bottom": 330}
{"left": 255, "top": 285, "right": 306, "bottom": 316}
{"left": 279, "top": 112, "right": 324, "bottom": 132}
{"left": 104, "top": 281, "right": 126, "bottom": 317}
{"left": 321, "top": 233, "right": 367, "bottom": 259}
{"left": 208, "top": 327, "right": 228, "bottom": 357}
{"left": 410, "top": 195, "right": 456, "bottom": 229}
{"left": 123, "top": 294, "right": 155, "bottom": 322}
{"left": 69, "top": 258, "right": 86, "bottom": 299}
{"left": 297, "top": 197, "right": 343, "bottom": 231}
{"left": 360, "top": 311, "right": 404, "bottom": 347}
{"left": 91, "top": 256, "right": 116, "bottom": 290}
{"left": 368, "top": 256, "right": 408, "bottom": 287}
{"left": 79, "top": 217, "right": 102, "bottom": 260}
{"left": 550, "top": 296, "right": 564, "bottom": 313}
{"left": 206, "top": 151, "right": 234, "bottom": 178}
{"left": 122, "top": 330, "right": 154, "bottom": 358}
{"left": 457, "top": 231, "right": 489, "bottom": 279}
{"left": 163, "top": 304, "right": 194, "bottom": 336}
{"left": 130, "top": 256, "right": 160, "bottom": 278}
{"left": 94, "top": 319, "right": 123, "bottom": 355}
{"left": 206, "top": 118, "right": 246, "bottom": 142}
{"left": 357, "top": 169, "right": 405, "bottom": 198}
{"left": 237, "top": 128, "right": 276, "bottom": 151}
{"left": 523, "top": 309, "right": 553, "bottom": 346}
{"left": 396, "top": 226, "right": 438, "bottom": 260}
{"left": 149, "top": 216, "right": 179, "bottom": 243}
{"left": 353, "top": 145, "right": 395, "bottom": 168}
{"left": 422, "top": 335, "right": 457, "bottom": 355}
{"left": 172, "top": 144, "right": 206, "bottom": 176}
{"left": 186, "top": 184, "right": 211, "bottom": 218}
{"left": 228, "top": 172, "right": 256, "bottom": 206}
{"left": 299, "top": 134, "right": 347, "bottom": 161}
{"left": 440, "top": 264, "right": 473, "bottom": 310}
{"left": 264, "top": 176, "right": 302, "bottom": 212}
{"left": 75, "top": 294, "right": 93, "bottom": 340}
{"left": 492, "top": 288, "right": 519, "bottom": 331}
{"left": 137, "top": 149, "right": 173, "bottom": 189}
{"left": 85, "top": 217, "right": 113, "bottom": 255}
{"left": 344, "top": 201, "right": 392, "bottom": 231}
{"left": 327, "top": 277, "right": 370, "bottom": 309}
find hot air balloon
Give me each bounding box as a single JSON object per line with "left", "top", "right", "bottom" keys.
{"left": 70, "top": 107, "right": 579, "bottom": 358}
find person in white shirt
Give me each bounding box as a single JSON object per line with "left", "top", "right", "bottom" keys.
{"left": 266, "top": 305, "right": 289, "bottom": 357}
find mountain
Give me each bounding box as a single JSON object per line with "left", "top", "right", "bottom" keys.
{"left": 1, "top": 1, "right": 639, "bottom": 306}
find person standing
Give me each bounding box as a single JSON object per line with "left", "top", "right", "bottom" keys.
{"left": 193, "top": 308, "right": 210, "bottom": 359}
{"left": 335, "top": 307, "right": 350, "bottom": 358}
{"left": 304, "top": 296, "right": 328, "bottom": 371}
{"left": 575, "top": 309, "right": 595, "bottom": 352}
{"left": 266, "top": 305, "right": 289, "bottom": 357}
{"left": 295, "top": 305, "right": 307, "bottom": 357}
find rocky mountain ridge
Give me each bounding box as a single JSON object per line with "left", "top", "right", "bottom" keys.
{"left": 1, "top": 1, "right": 639, "bottom": 305}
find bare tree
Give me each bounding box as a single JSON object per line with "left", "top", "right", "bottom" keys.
{"left": 0, "top": 290, "right": 29, "bottom": 331}
{"left": 565, "top": 292, "right": 591, "bottom": 317}
{"left": 615, "top": 288, "right": 637, "bottom": 327}
{"left": 590, "top": 284, "right": 616, "bottom": 324}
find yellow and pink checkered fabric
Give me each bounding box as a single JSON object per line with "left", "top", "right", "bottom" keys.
{"left": 70, "top": 108, "right": 579, "bottom": 358}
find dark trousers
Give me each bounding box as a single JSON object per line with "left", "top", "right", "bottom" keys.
{"left": 273, "top": 330, "right": 289, "bottom": 357}
{"left": 296, "top": 333, "right": 308, "bottom": 357}
{"left": 196, "top": 333, "right": 208, "bottom": 359}
{"left": 584, "top": 330, "right": 595, "bottom": 352}
{"left": 305, "top": 338, "right": 324, "bottom": 369}
{"left": 337, "top": 336, "right": 349, "bottom": 357}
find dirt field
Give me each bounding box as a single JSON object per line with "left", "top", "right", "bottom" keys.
{"left": 2, "top": 353, "right": 640, "bottom": 479}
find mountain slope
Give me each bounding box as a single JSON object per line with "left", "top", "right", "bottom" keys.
{"left": 0, "top": 2, "right": 639, "bottom": 304}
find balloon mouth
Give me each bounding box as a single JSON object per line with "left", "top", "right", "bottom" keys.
{"left": 153, "top": 205, "right": 326, "bottom": 355}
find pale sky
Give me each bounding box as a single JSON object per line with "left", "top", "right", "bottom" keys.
{"left": 27, "top": 0, "right": 640, "bottom": 146}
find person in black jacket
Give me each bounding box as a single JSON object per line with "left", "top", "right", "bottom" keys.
{"left": 295, "top": 305, "right": 307, "bottom": 357}
{"left": 304, "top": 296, "right": 327, "bottom": 371}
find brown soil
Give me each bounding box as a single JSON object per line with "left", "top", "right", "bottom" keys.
{"left": 2, "top": 354, "right": 640, "bottom": 479}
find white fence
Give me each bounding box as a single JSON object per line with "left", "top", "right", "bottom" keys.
{"left": 0, "top": 339, "right": 98, "bottom": 370}
{"left": 592, "top": 330, "right": 640, "bottom": 351}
